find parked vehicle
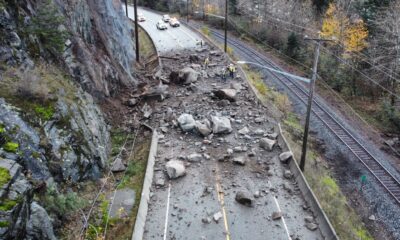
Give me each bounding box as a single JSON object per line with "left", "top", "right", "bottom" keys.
{"left": 138, "top": 13, "right": 146, "bottom": 22}
{"left": 169, "top": 18, "right": 180, "bottom": 27}
{"left": 162, "top": 14, "right": 171, "bottom": 22}
{"left": 156, "top": 20, "right": 168, "bottom": 30}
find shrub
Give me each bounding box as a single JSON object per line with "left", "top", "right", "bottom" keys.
{"left": 24, "top": 0, "right": 68, "bottom": 57}
{"left": 3, "top": 142, "right": 18, "bottom": 153}
{"left": 42, "top": 184, "right": 87, "bottom": 217}
{"left": 380, "top": 100, "right": 400, "bottom": 131}
{"left": 0, "top": 167, "right": 11, "bottom": 187}
{"left": 0, "top": 199, "right": 18, "bottom": 211}
{"left": 286, "top": 32, "right": 300, "bottom": 60}
{"left": 0, "top": 221, "right": 9, "bottom": 228}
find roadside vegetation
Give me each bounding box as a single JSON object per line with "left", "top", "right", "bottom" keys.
{"left": 242, "top": 66, "right": 372, "bottom": 240}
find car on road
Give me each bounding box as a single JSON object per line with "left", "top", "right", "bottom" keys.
{"left": 169, "top": 18, "right": 180, "bottom": 27}
{"left": 156, "top": 20, "right": 168, "bottom": 30}
{"left": 162, "top": 14, "right": 171, "bottom": 22}
{"left": 138, "top": 13, "right": 145, "bottom": 22}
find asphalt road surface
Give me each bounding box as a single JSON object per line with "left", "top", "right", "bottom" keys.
{"left": 129, "top": 8, "right": 326, "bottom": 240}
{"left": 127, "top": 7, "right": 202, "bottom": 53}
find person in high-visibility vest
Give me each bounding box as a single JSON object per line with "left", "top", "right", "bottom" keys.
{"left": 204, "top": 57, "right": 210, "bottom": 69}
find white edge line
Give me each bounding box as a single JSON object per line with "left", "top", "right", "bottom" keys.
{"left": 163, "top": 183, "right": 172, "bottom": 240}
{"left": 273, "top": 196, "right": 292, "bottom": 240}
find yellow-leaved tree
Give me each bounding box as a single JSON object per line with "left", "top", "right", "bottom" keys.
{"left": 320, "top": 3, "right": 368, "bottom": 56}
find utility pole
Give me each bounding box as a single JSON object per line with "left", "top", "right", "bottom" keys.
{"left": 224, "top": 0, "right": 228, "bottom": 53}
{"left": 300, "top": 38, "right": 333, "bottom": 171}
{"left": 187, "top": 0, "right": 189, "bottom": 23}
{"left": 133, "top": 0, "right": 139, "bottom": 62}
{"left": 125, "top": 0, "right": 128, "bottom": 17}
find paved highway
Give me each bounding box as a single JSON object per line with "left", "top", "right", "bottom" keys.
{"left": 129, "top": 8, "right": 327, "bottom": 240}
{"left": 127, "top": 7, "right": 202, "bottom": 53}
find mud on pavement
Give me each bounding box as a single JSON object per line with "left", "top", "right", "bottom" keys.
{"left": 134, "top": 46, "right": 325, "bottom": 240}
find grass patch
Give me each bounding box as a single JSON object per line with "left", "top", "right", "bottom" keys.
{"left": 3, "top": 142, "right": 19, "bottom": 153}
{"left": 137, "top": 26, "right": 157, "bottom": 61}
{"left": 281, "top": 128, "right": 373, "bottom": 240}
{"left": 201, "top": 26, "right": 211, "bottom": 36}
{"left": 0, "top": 199, "right": 18, "bottom": 211}
{"left": 34, "top": 104, "right": 55, "bottom": 121}
{"left": 0, "top": 167, "right": 11, "bottom": 187}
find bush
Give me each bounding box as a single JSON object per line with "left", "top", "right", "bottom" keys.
{"left": 3, "top": 142, "right": 18, "bottom": 153}
{"left": 24, "top": 0, "right": 68, "bottom": 57}
{"left": 42, "top": 184, "right": 87, "bottom": 217}
{"left": 201, "top": 26, "right": 210, "bottom": 36}
{"left": 286, "top": 33, "right": 300, "bottom": 60}
{"left": 34, "top": 104, "right": 54, "bottom": 121}
{"left": 380, "top": 100, "right": 400, "bottom": 131}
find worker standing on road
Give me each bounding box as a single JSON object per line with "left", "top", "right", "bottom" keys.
{"left": 204, "top": 57, "right": 210, "bottom": 69}
{"left": 221, "top": 68, "right": 227, "bottom": 81}
{"left": 228, "top": 64, "right": 235, "bottom": 78}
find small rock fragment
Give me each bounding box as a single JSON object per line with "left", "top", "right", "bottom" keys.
{"left": 235, "top": 191, "right": 253, "bottom": 206}
{"left": 233, "top": 156, "right": 246, "bottom": 165}
{"left": 279, "top": 151, "right": 293, "bottom": 164}
{"left": 213, "top": 211, "right": 223, "bottom": 223}
{"left": 272, "top": 211, "right": 282, "bottom": 220}
{"left": 306, "top": 222, "right": 318, "bottom": 231}
{"left": 260, "top": 138, "right": 276, "bottom": 151}
{"left": 166, "top": 160, "right": 186, "bottom": 179}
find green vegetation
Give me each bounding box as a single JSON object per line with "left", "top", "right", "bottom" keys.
{"left": 0, "top": 199, "right": 18, "bottom": 211}
{"left": 41, "top": 184, "right": 87, "bottom": 217}
{"left": 22, "top": 0, "right": 69, "bottom": 57}
{"left": 0, "top": 221, "right": 9, "bottom": 228}
{"left": 201, "top": 26, "right": 211, "bottom": 36}
{"left": 3, "top": 142, "right": 19, "bottom": 153}
{"left": 34, "top": 104, "right": 55, "bottom": 121}
{"left": 0, "top": 168, "right": 11, "bottom": 187}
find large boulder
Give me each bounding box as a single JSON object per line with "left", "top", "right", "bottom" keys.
{"left": 260, "top": 138, "right": 276, "bottom": 151}
{"left": 213, "top": 89, "right": 237, "bottom": 102}
{"left": 170, "top": 67, "right": 200, "bottom": 85}
{"left": 235, "top": 191, "right": 253, "bottom": 206}
{"left": 195, "top": 119, "right": 212, "bottom": 136}
{"left": 211, "top": 116, "right": 232, "bottom": 134}
{"left": 177, "top": 114, "right": 196, "bottom": 132}
{"left": 166, "top": 160, "right": 186, "bottom": 179}
{"left": 279, "top": 151, "right": 293, "bottom": 164}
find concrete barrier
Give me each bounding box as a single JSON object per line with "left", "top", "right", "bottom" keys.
{"left": 131, "top": 130, "right": 158, "bottom": 240}
{"left": 277, "top": 124, "right": 339, "bottom": 240}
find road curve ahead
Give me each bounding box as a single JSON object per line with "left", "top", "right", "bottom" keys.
{"left": 127, "top": 7, "right": 203, "bottom": 53}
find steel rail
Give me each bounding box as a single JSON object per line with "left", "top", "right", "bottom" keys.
{"left": 191, "top": 22, "right": 400, "bottom": 204}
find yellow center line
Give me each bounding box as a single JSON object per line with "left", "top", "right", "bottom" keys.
{"left": 214, "top": 164, "right": 231, "bottom": 240}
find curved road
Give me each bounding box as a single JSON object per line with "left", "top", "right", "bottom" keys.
{"left": 127, "top": 6, "right": 202, "bottom": 53}
{"left": 129, "top": 8, "right": 329, "bottom": 240}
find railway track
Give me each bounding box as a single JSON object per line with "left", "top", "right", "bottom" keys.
{"left": 189, "top": 22, "right": 400, "bottom": 205}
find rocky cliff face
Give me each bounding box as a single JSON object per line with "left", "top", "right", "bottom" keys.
{"left": 0, "top": 0, "right": 135, "bottom": 238}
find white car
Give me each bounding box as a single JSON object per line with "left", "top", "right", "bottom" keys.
{"left": 169, "top": 18, "right": 180, "bottom": 27}
{"left": 162, "top": 14, "right": 171, "bottom": 22}
{"left": 156, "top": 20, "right": 168, "bottom": 30}
{"left": 138, "top": 13, "right": 145, "bottom": 22}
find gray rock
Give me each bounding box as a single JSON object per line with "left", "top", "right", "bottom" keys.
{"left": 260, "top": 138, "right": 276, "bottom": 151}
{"left": 213, "top": 211, "right": 223, "bottom": 222}
{"left": 235, "top": 191, "right": 253, "bottom": 206}
{"left": 304, "top": 216, "right": 314, "bottom": 223}
{"left": 166, "top": 160, "right": 186, "bottom": 179}
{"left": 141, "top": 103, "right": 153, "bottom": 118}
{"left": 272, "top": 211, "right": 282, "bottom": 220}
{"left": 211, "top": 116, "right": 232, "bottom": 134}
{"left": 155, "top": 172, "right": 166, "bottom": 187}
{"left": 9, "top": 32, "right": 21, "bottom": 48}
{"left": 175, "top": 67, "right": 200, "bottom": 85}
{"left": 187, "top": 153, "right": 203, "bottom": 162}
{"left": 202, "top": 217, "right": 212, "bottom": 224}
{"left": 178, "top": 114, "right": 196, "bottom": 132}
{"left": 213, "top": 89, "right": 237, "bottom": 102}
{"left": 369, "top": 215, "right": 376, "bottom": 221}
{"left": 279, "top": 151, "right": 293, "bottom": 164}
{"left": 306, "top": 222, "right": 318, "bottom": 231}
{"left": 230, "top": 82, "right": 242, "bottom": 91}
{"left": 254, "top": 129, "right": 265, "bottom": 135}
{"left": 26, "top": 202, "right": 57, "bottom": 240}
{"left": 254, "top": 191, "right": 261, "bottom": 198}
{"left": 238, "top": 127, "right": 250, "bottom": 135}
{"left": 254, "top": 117, "right": 264, "bottom": 123}
{"left": 227, "top": 148, "right": 233, "bottom": 155}
{"left": 266, "top": 132, "right": 279, "bottom": 139}
{"left": 111, "top": 157, "right": 126, "bottom": 172}
{"left": 233, "top": 156, "right": 246, "bottom": 165}
{"left": 283, "top": 170, "right": 292, "bottom": 179}
{"left": 127, "top": 98, "right": 138, "bottom": 107}
{"left": 195, "top": 119, "right": 212, "bottom": 136}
